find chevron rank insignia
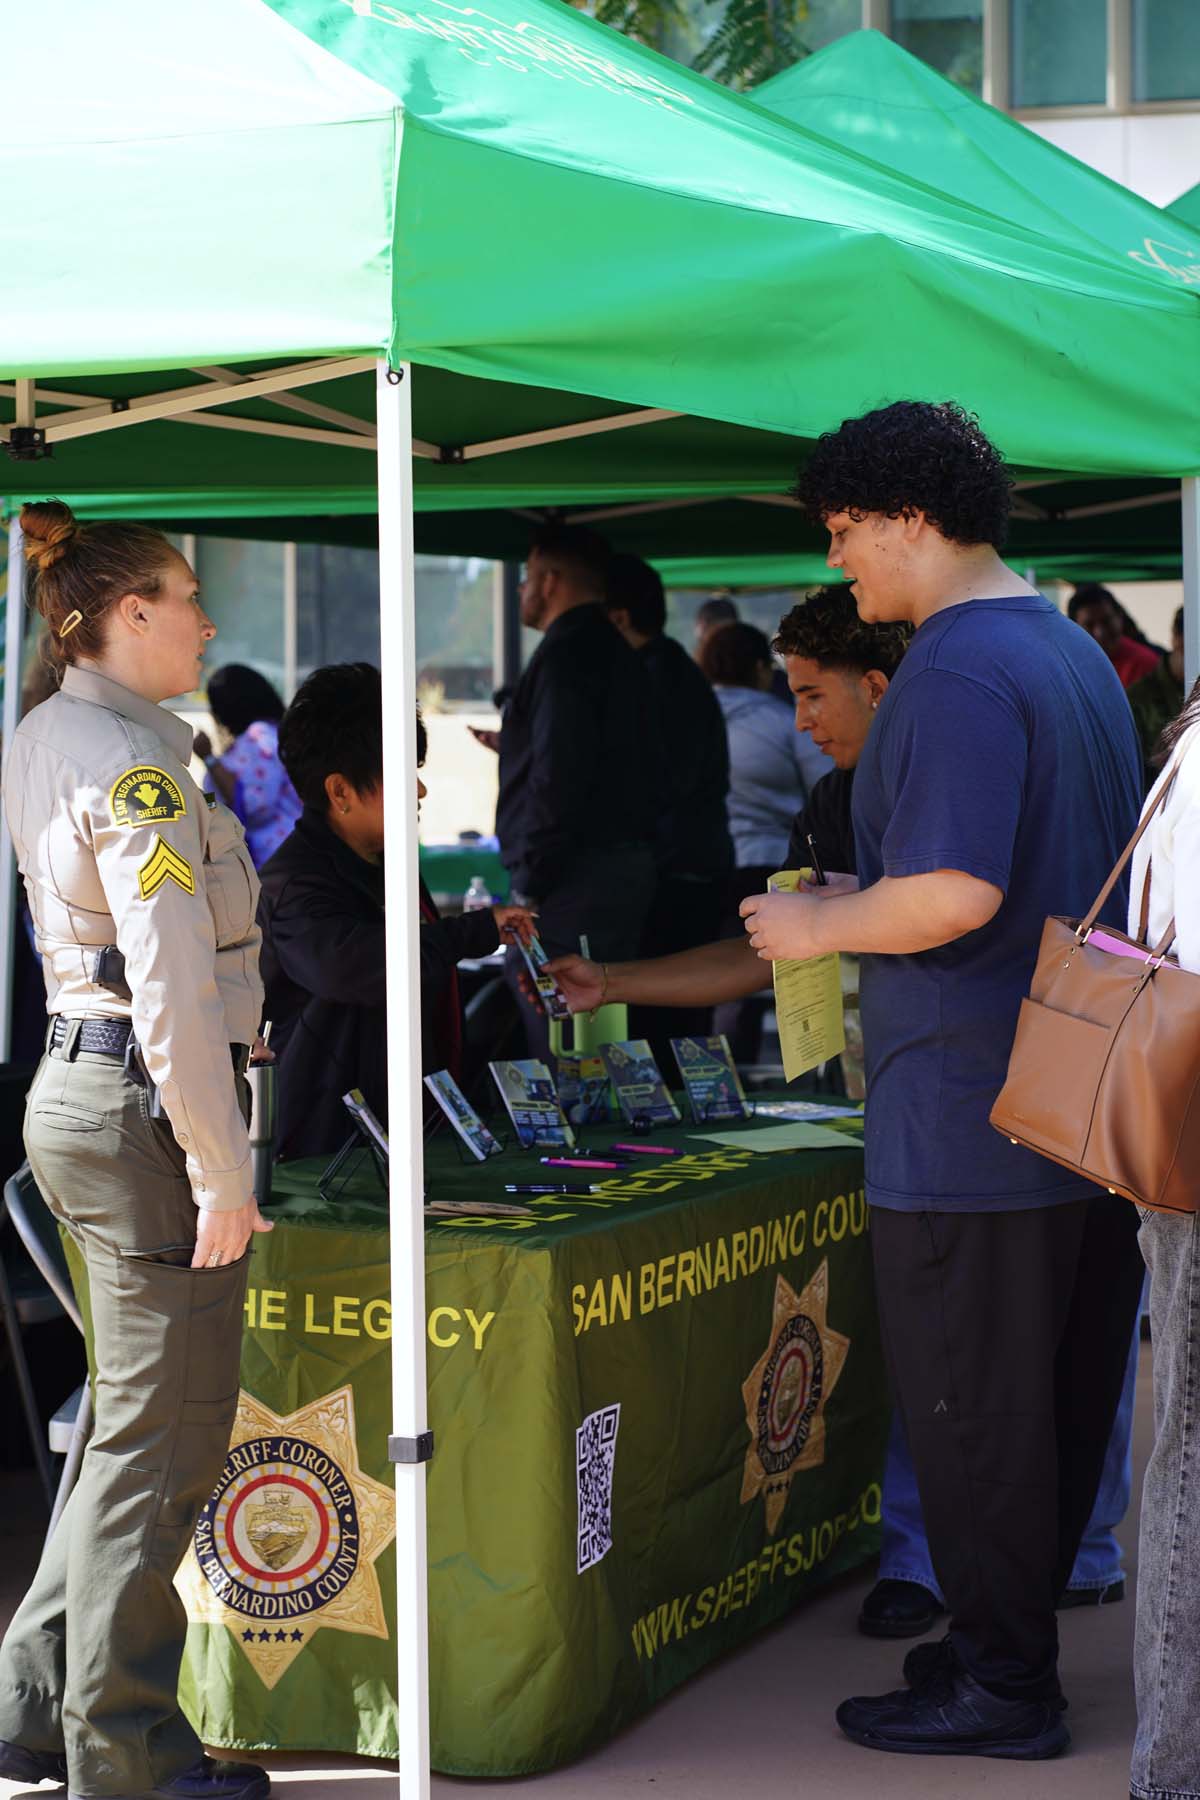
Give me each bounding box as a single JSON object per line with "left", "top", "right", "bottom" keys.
{"left": 111, "top": 766, "right": 187, "bottom": 828}
{"left": 138, "top": 835, "right": 196, "bottom": 901}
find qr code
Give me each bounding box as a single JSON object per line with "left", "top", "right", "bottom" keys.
{"left": 576, "top": 1403, "right": 620, "bottom": 1574}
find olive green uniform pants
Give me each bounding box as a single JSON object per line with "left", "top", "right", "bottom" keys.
{"left": 0, "top": 1039, "right": 249, "bottom": 1797}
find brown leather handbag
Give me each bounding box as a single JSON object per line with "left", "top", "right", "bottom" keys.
{"left": 990, "top": 766, "right": 1200, "bottom": 1214}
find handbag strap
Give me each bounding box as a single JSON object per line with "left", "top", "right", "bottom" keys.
{"left": 1078, "top": 757, "right": 1183, "bottom": 942}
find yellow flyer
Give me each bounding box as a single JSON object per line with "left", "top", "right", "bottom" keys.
{"left": 766, "top": 869, "right": 846, "bottom": 1083}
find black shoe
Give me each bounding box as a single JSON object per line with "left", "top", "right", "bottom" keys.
{"left": 0, "top": 1738, "right": 68, "bottom": 1785}
{"left": 1059, "top": 1578, "right": 1125, "bottom": 1609}
{"left": 903, "top": 1634, "right": 1069, "bottom": 1713}
{"left": 837, "top": 1667, "right": 1070, "bottom": 1760}
{"left": 69, "top": 1753, "right": 270, "bottom": 1800}
{"left": 858, "top": 1578, "right": 944, "bottom": 1639}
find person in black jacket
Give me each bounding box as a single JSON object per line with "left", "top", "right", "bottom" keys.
{"left": 258, "top": 665, "right": 533, "bottom": 1159}
{"left": 604, "top": 553, "right": 732, "bottom": 1057}
{"left": 490, "top": 524, "right": 664, "bottom": 1058}
{"left": 544, "top": 589, "right": 909, "bottom": 1021}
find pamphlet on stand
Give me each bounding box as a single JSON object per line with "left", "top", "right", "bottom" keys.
{"left": 556, "top": 1051, "right": 614, "bottom": 1127}
{"left": 424, "top": 1070, "right": 503, "bottom": 1162}
{"left": 766, "top": 870, "right": 846, "bottom": 1083}
{"left": 488, "top": 1059, "right": 576, "bottom": 1148}
{"left": 599, "top": 1040, "right": 681, "bottom": 1127}
{"left": 319, "top": 1088, "right": 391, "bottom": 1202}
{"left": 670, "top": 1035, "right": 750, "bottom": 1122}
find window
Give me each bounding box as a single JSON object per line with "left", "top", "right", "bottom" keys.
{"left": 1011, "top": 0, "right": 1106, "bottom": 108}
{"left": 1133, "top": 1, "right": 1200, "bottom": 103}
{"left": 890, "top": 0, "right": 983, "bottom": 94}
{"left": 194, "top": 538, "right": 287, "bottom": 699}
{"left": 796, "top": 0, "right": 864, "bottom": 54}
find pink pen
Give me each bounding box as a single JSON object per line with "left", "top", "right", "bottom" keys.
{"left": 542, "top": 1156, "right": 625, "bottom": 1170}
{"left": 613, "top": 1142, "right": 677, "bottom": 1157}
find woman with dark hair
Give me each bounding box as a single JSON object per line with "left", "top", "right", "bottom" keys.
{"left": 258, "top": 665, "right": 533, "bottom": 1159}
{"left": 193, "top": 663, "right": 301, "bottom": 866}
{"left": 1127, "top": 680, "right": 1200, "bottom": 1800}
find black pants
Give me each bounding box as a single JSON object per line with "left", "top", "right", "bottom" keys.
{"left": 505, "top": 845, "right": 656, "bottom": 1062}
{"left": 629, "top": 872, "right": 725, "bottom": 1072}
{"left": 871, "top": 1194, "right": 1143, "bottom": 1701}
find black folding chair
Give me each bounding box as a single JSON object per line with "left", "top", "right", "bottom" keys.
{"left": 1, "top": 1163, "right": 91, "bottom": 1535}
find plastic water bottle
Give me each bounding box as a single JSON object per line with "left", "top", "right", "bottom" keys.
{"left": 463, "top": 875, "right": 492, "bottom": 912}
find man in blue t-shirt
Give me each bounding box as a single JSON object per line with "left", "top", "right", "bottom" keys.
{"left": 741, "top": 401, "right": 1144, "bottom": 1764}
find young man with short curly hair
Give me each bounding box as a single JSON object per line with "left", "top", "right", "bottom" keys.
{"left": 741, "top": 400, "right": 1146, "bottom": 1762}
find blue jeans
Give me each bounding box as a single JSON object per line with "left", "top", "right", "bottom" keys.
{"left": 880, "top": 1304, "right": 1142, "bottom": 1598}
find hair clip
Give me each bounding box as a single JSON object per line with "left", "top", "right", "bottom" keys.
{"left": 58, "top": 610, "right": 83, "bottom": 640}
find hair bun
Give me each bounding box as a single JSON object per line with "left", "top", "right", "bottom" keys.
{"left": 20, "top": 500, "right": 79, "bottom": 574}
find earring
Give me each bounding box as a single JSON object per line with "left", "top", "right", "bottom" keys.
{"left": 341, "top": 806, "right": 350, "bottom": 815}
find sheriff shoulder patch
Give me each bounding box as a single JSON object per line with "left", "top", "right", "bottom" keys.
{"left": 138, "top": 835, "right": 196, "bottom": 901}
{"left": 111, "top": 766, "right": 187, "bottom": 829}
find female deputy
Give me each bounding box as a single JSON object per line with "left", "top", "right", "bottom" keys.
{"left": 0, "top": 503, "right": 271, "bottom": 1800}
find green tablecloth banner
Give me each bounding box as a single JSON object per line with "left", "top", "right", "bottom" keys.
{"left": 65, "top": 1125, "right": 886, "bottom": 1775}
{"left": 417, "top": 843, "right": 510, "bottom": 907}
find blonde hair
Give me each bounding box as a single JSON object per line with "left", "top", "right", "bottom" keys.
{"left": 20, "top": 499, "right": 178, "bottom": 668}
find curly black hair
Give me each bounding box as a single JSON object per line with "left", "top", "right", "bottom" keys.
{"left": 773, "top": 587, "right": 912, "bottom": 677}
{"left": 795, "top": 401, "right": 1012, "bottom": 549}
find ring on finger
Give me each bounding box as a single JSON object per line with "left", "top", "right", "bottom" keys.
{"left": 206, "top": 1250, "right": 222, "bottom": 1268}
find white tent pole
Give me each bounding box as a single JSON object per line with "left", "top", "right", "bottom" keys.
{"left": 1184, "top": 477, "right": 1200, "bottom": 694}
{"left": 282, "top": 542, "right": 298, "bottom": 701}
{"left": 0, "top": 515, "right": 25, "bottom": 1061}
{"left": 375, "top": 359, "right": 431, "bottom": 1800}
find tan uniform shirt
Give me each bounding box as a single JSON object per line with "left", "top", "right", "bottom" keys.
{"left": 5, "top": 666, "right": 264, "bottom": 1212}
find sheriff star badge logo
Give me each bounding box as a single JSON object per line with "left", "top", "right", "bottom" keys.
{"left": 741, "top": 1259, "right": 850, "bottom": 1534}
{"left": 176, "top": 1385, "right": 395, "bottom": 1688}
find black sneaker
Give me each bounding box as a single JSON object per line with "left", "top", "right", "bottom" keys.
{"left": 858, "top": 1578, "right": 943, "bottom": 1639}
{"left": 69, "top": 1753, "right": 270, "bottom": 1800}
{"left": 903, "top": 1635, "right": 1069, "bottom": 1713}
{"left": 0, "top": 1738, "right": 68, "bottom": 1785}
{"left": 1059, "top": 1578, "right": 1125, "bottom": 1609}
{"left": 837, "top": 1666, "right": 1070, "bottom": 1760}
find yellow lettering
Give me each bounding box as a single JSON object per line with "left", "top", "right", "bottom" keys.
{"left": 303, "top": 1293, "right": 330, "bottom": 1335}
{"left": 243, "top": 1288, "right": 257, "bottom": 1329}
{"left": 676, "top": 1248, "right": 697, "bottom": 1299}
{"left": 814, "top": 1199, "right": 829, "bottom": 1246}
{"left": 572, "top": 1284, "right": 586, "bottom": 1336}
{"left": 464, "top": 1308, "right": 495, "bottom": 1351}
{"left": 610, "top": 1271, "right": 632, "bottom": 1323}
{"left": 584, "top": 1280, "right": 609, "bottom": 1333}
{"left": 863, "top": 1481, "right": 882, "bottom": 1525}
{"left": 710, "top": 1575, "right": 734, "bottom": 1623}
{"left": 817, "top": 1520, "right": 834, "bottom": 1563}
{"left": 656, "top": 1253, "right": 676, "bottom": 1311}
{"left": 729, "top": 1568, "right": 746, "bottom": 1612}
{"left": 427, "top": 1306, "right": 461, "bottom": 1348}
{"left": 640, "top": 1259, "right": 657, "bottom": 1315}
{"left": 731, "top": 1230, "right": 749, "bottom": 1280}
{"left": 829, "top": 1194, "right": 848, "bottom": 1242}
{"left": 851, "top": 1189, "right": 868, "bottom": 1236}
{"left": 259, "top": 1289, "right": 286, "bottom": 1331}
{"left": 713, "top": 1238, "right": 731, "bottom": 1285}
{"left": 768, "top": 1217, "right": 788, "bottom": 1265}
{"left": 748, "top": 1224, "right": 765, "bottom": 1273}
{"left": 332, "top": 1294, "right": 361, "bottom": 1337}
{"left": 691, "top": 1586, "right": 715, "bottom": 1628}
{"left": 694, "top": 1242, "right": 712, "bottom": 1291}
{"left": 789, "top": 1209, "right": 807, "bottom": 1256}
{"left": 363, "top": 1298, "right": 391, "bottom": 1340}
{"left": 785, "top": 1532, "right": 806, "bottom": 1577}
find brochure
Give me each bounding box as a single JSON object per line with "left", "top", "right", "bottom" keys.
{"left": 670, "top": 1035, "right": 749, "bottom": 1122}
{"left": 488, "top": 1059, "right": 576, "bottom": 1149}
{"left": 423, "top": 1070, "right": 502, "bottom": 1162}
{"left": 516, "top": 930, "right": 573, "bottom": 1021}
{"left": 766, "top": 870, "right": 846, "bottom": 1083}
{"left": 599, "top": 1040, "right": 681, "bottom": 1127}
{"left": 556, "top": 1051, "right": 614, "bottom": 1127}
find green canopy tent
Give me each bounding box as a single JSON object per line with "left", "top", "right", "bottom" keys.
{"left": 5, "top": 2, "right": 1200, "bottom": 1788}
{"left": 1170, "top": 181, "right": 1200, "bottom": 233}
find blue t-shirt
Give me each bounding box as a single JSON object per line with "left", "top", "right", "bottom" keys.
{"left": 851, "top": 595, "right": 1141, "bottom": 1212}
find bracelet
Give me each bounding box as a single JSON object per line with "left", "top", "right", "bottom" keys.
{"left": 588, "top": 962, "right": 609, "bottom": 1020}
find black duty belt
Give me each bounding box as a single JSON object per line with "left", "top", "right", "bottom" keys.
{"left": 49, "top": 1016, "right": 133, "bottom": 1057}
{"left": 49, "top": 1016, "right": 250, "bottom": 1075}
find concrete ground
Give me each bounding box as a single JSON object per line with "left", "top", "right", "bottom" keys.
{"left": 1, "top": 1349, "right": 1150, "bottom": 1800}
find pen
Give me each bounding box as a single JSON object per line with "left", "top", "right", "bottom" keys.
{"left": 505, "top": 1183, "right": 599, "bottom": 1195}
{"left": 805, "top": 832, "right": 828, "bottom": 887}
{"left": 612, "top": 1142, "right": 677, "bottom": 1157}
{"left": 541, "top": 1156, "right": 626, "bottom": 1170}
